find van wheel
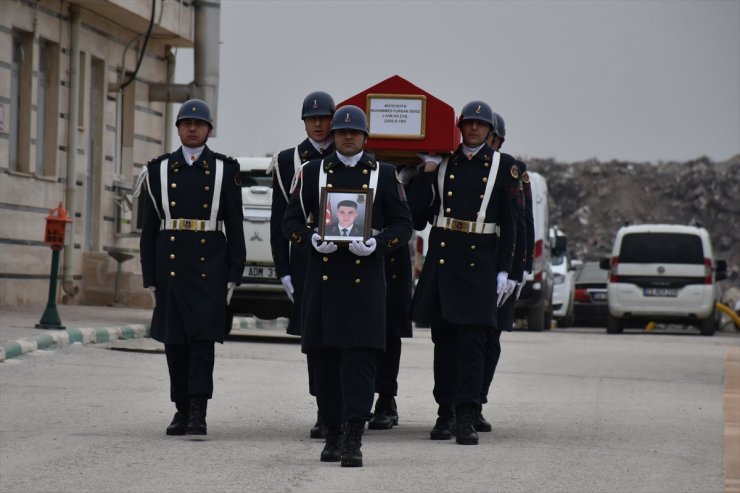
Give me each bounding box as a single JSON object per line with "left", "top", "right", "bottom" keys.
{"left": 699, "top": 312, "right": 717, "bottom": 336}
{"left": 527, "top": 305, "right": 545, "bottom": 331}
{"left": 606, "top": 313, "right": 623, "bottom": 334}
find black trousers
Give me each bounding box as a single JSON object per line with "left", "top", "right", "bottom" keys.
{"left": 431, "top": 322, "right": 488, "bottom": 409}
{"left": 375, "top": 336, "right": 402, "bottom": 396}
{"left": 313, "top": 347, "right": 378, "bottom": 426}
{"left": 306, "top": 351, "right": 317, "bottom": 397}
{"left": 480, "top": 328, "right": 502, "bottom": 405}
{"left": 164, "top": 340, "right": 215, "bottom": 402}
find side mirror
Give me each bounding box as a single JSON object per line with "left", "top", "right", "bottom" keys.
{"left": 716, "top": 259, "right": 728, "bottom": 281}
{"left": 599, "top": 257, "right": 611, "bottom": 270}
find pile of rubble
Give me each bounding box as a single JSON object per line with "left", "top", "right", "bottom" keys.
{"left": 524, "top": 154, "right": 740, "bottom": 286}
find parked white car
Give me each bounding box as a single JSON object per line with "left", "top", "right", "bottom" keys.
{"left": 600, "top": 223, "right": 727, "bottom": 335}
{"left": 551, "top": 253, "right": 575, "bottom": 327}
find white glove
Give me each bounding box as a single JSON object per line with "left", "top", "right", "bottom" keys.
{"left": 226, "top": 282, "right": 235, "bottom": 305}
{"left": 417, "top": 153, "right": 442, "bottom": 165}
{"left": 280, "top": 275, "right": 295, "bottom": 302}
{"left": 515, "top": 271, "right": 530, "bottom": 300}
{"left": 147, "top": 286, "right": 156, "bottom": 307}
{"left": 496, "top": 271, "right": 509, "bottom": 307}
{"left": 500, "top": 278, "right": 518, "bottom": 306}
{"left": 311, "top": 233, "right": 337, "bottom": 254}
{"left": 348, "top": 238, "right": 377, "bottom": 257}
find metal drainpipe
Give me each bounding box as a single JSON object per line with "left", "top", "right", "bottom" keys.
{"left": 62, "top": 4, "right": 81, "bottom": 298}
{"left": 193, "top": 0, "right": 220, "bottom": 134}
{"left": 164, "top": 49, "right": 175, "bottom": 151}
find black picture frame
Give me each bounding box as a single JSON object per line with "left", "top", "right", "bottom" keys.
{"left": 318, "top": 187, "right": 374, "bottom": 243}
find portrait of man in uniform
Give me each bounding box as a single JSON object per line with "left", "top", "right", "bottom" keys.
{"left": 320, "top": 192, "right": 372, "bottom": 242}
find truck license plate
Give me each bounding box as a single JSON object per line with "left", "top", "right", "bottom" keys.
{"left": 244, "top": 265, "right": 276, "bottom": 279}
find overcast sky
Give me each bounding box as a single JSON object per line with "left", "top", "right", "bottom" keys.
{"left": 172, "top": 0, "right": 740, "bottom": 164}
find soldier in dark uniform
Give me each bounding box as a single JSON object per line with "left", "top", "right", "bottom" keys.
{"left": 282, "top": 105, "right": 413, "bottom": 467}
{"left": 268, "top": 91, "right": 335, "bottom": 439}
{"left": 368, "top": 164, "right": 415, "bottom": 431}
{"left": 408, "top": 101, "right": 518, "bottom": 445}
{"left": 477, "top": 112, "right": 533, "bottom": 432}
{"left": 137, "top": 99, "right": 246, "bottom": 436}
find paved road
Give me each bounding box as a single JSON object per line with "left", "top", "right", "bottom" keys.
{"left": 1, "top": 319, "right": 737, "bottom": 493}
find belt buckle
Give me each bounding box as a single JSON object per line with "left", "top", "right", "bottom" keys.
{"left": 449, "top": 218, "right": 469, "bottom": 232}
{"left": 179, "top": 219, "right": 195, "bottom": 231}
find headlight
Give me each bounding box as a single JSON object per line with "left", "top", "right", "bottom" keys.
{"left": 553, "top": 273, "right": 565, "bottom": 285}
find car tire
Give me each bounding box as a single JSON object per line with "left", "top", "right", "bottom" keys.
{"left": 606, "top": 313, "right": 623, "bottom": 334}
{"left": 527, "top": 304, "right": 545, "bottom": 332}
{"left": 698, "top": 311, "right": 717, "bottom": 336}
{"left": 559, "top": 307, "right": 574, "bottom": 328}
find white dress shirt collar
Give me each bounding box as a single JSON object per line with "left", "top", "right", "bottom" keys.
{"left": 336, "top": 151, "right": 363, "bottom": 167}
{"left": 309, "top": 137, "right": 333, "bottom": 154}
{"left": 461, "top": 143, "right": 485, "bottom": 159}
{"left": 182, "top": 145, "right": 205, "bottom": 165}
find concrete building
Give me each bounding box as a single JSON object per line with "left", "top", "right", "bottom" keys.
{"left": 0, "top": 0, "right": 220, "bottom": 308}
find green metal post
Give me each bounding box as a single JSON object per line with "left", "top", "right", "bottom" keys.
{"left": 36, "top": 247, "right": 65, "bottom": 329}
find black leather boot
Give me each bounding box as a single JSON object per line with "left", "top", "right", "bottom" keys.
{"left": 320, "top": 425, "right": 344, "bottom": 462}
{"left": 474, "top": 405, "right": 492, "bottom": 432}
{"left": 455, "top": 404, "right": 479, "bottom": 445}
{"left": 310, "top": 410, "right": 326, "bottom": 439}
{"left": 185, "top": 396, "right": 208, "bottom": 435}
{"left": 429, "top": 404, "right": 455, "bottom": 440}
{"left": 368, "top": 395, "right": 398, "bottom": 430}
{"left": 166, "top": 401, "right": 188, "bottom": 436}
{"left": 340, "top": 420, "right": 365, "bottom": 467}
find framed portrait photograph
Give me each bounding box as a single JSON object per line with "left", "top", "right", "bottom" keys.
{"left": 318, "top": 188, "right": 374, "bottom": 243}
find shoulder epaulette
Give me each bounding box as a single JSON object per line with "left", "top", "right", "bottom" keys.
{"left": 214, "top": 152, "right": 239, "bottom": 165}
{"left": 147, "top": 153, "right": 169, "bottom": 167}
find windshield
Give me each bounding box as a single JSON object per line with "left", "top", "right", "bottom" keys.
{"left": 238, "top": 170, "right": 272, "bottom": 188}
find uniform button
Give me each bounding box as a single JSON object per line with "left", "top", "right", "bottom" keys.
{"left": 170, "top": 183, "right": 177, "bottom": 189}
{"left": 484, "top": 163, "right": 490, "bottom": 168}
{"left": 390, "top": 257, "right": 396, "bottom": 263}
{"left": 174, "top": 168, "right": 180, "bottom": 173}
{"left": 201, "top": 239, "right": 206, "bottom": 245}
{"left": 445, "top": 208, "right": 451, "bottom": 213}
{"left": 440, "top": 242, "right": 446, "bottom": 247}
{"left": 362, "top": 169, "right": 368, "bottom": 175}
{"left": 392, "top": 274, "right": 397, "bottom": 279}
{"left": 362, "top": 184, "right": 368, "bottom": 189}
{"left": 483, "top": 177, "right": 488, "bottom": 183}
{"left": 449, "top": 174, "right": 455, "bottom": 180}
{"left": 201, "top": 273, "right": 207, "bottom": 278}
{"left": 200, "top": 257, "right": 205, "bottom": 262}
{"left": 323, "top": 256, "right": 329, "bottom": 262}
{"left": 439, "top": 259, "right": 445, "bottom": 265}
{"left": 328, "top": 170, "right": 334, "bottom": 174}
{"left": 322, "top": 275, "right": 328, "bottom": 281}
{"left": 355, "top": 259, "right": 361, "bottom": 265}
{"left": 447, "top": 191, "right": 453, "bottom": 196}
{"left": 203, "top": 203, "right": 209, "bottom": 209}
{"left": 170, "top": 271, "right": 176, "bottom": 277}
{"left": 327, "top": 183, "right": 333, "bottom": 188}
{"left": 354, "top": 278, "right": 361, "bottom": 284}
{"left": 471, "top": 245, "right": 476, "bottom": 250}
{"left": 205, "top": 170, "right": 211, "bottom": 175}
{"left": 170, "top": 236, "right": 175, "bottom": 242}
{"left": 169, "top": 254, "right": 175, "bottom": 260}
{"left": 480, "top": 195, "right": 485, "bottom": 199}
{"left": 469, "top": 262, "right": 475, "bottom": 267}
{"left": 170, "top": 201, "right": 176, "bottom": 207}
{"left": 204, "top": 186, "right": 210, "bottom": 191}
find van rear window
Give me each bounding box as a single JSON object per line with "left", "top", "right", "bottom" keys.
{"left": 238, "top": 170, "right": 272, "bottom": 188}
{"left": 620, "top": 233, "right": 704, "bottom": 264}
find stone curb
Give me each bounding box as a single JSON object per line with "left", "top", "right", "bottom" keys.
{"left": 0, "top": 316, "right": 291, "bottom": 362}
{"left": 0, "top": 324, "right": 150, "bottom": 363}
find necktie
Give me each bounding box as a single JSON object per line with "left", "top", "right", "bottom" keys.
{"left": 342, "top": 228, "right": 348, "bottom": 237}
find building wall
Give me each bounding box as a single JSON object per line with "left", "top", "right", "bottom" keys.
{"left": 0, "top": 0, "right": 195, "bottom": 308}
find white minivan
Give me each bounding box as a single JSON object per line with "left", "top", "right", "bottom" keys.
{"left": 600, "top": 224, "right": 727, "bottom": 335}
{"left": 515, "top": 171, "right": 554, "bottom": 331}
